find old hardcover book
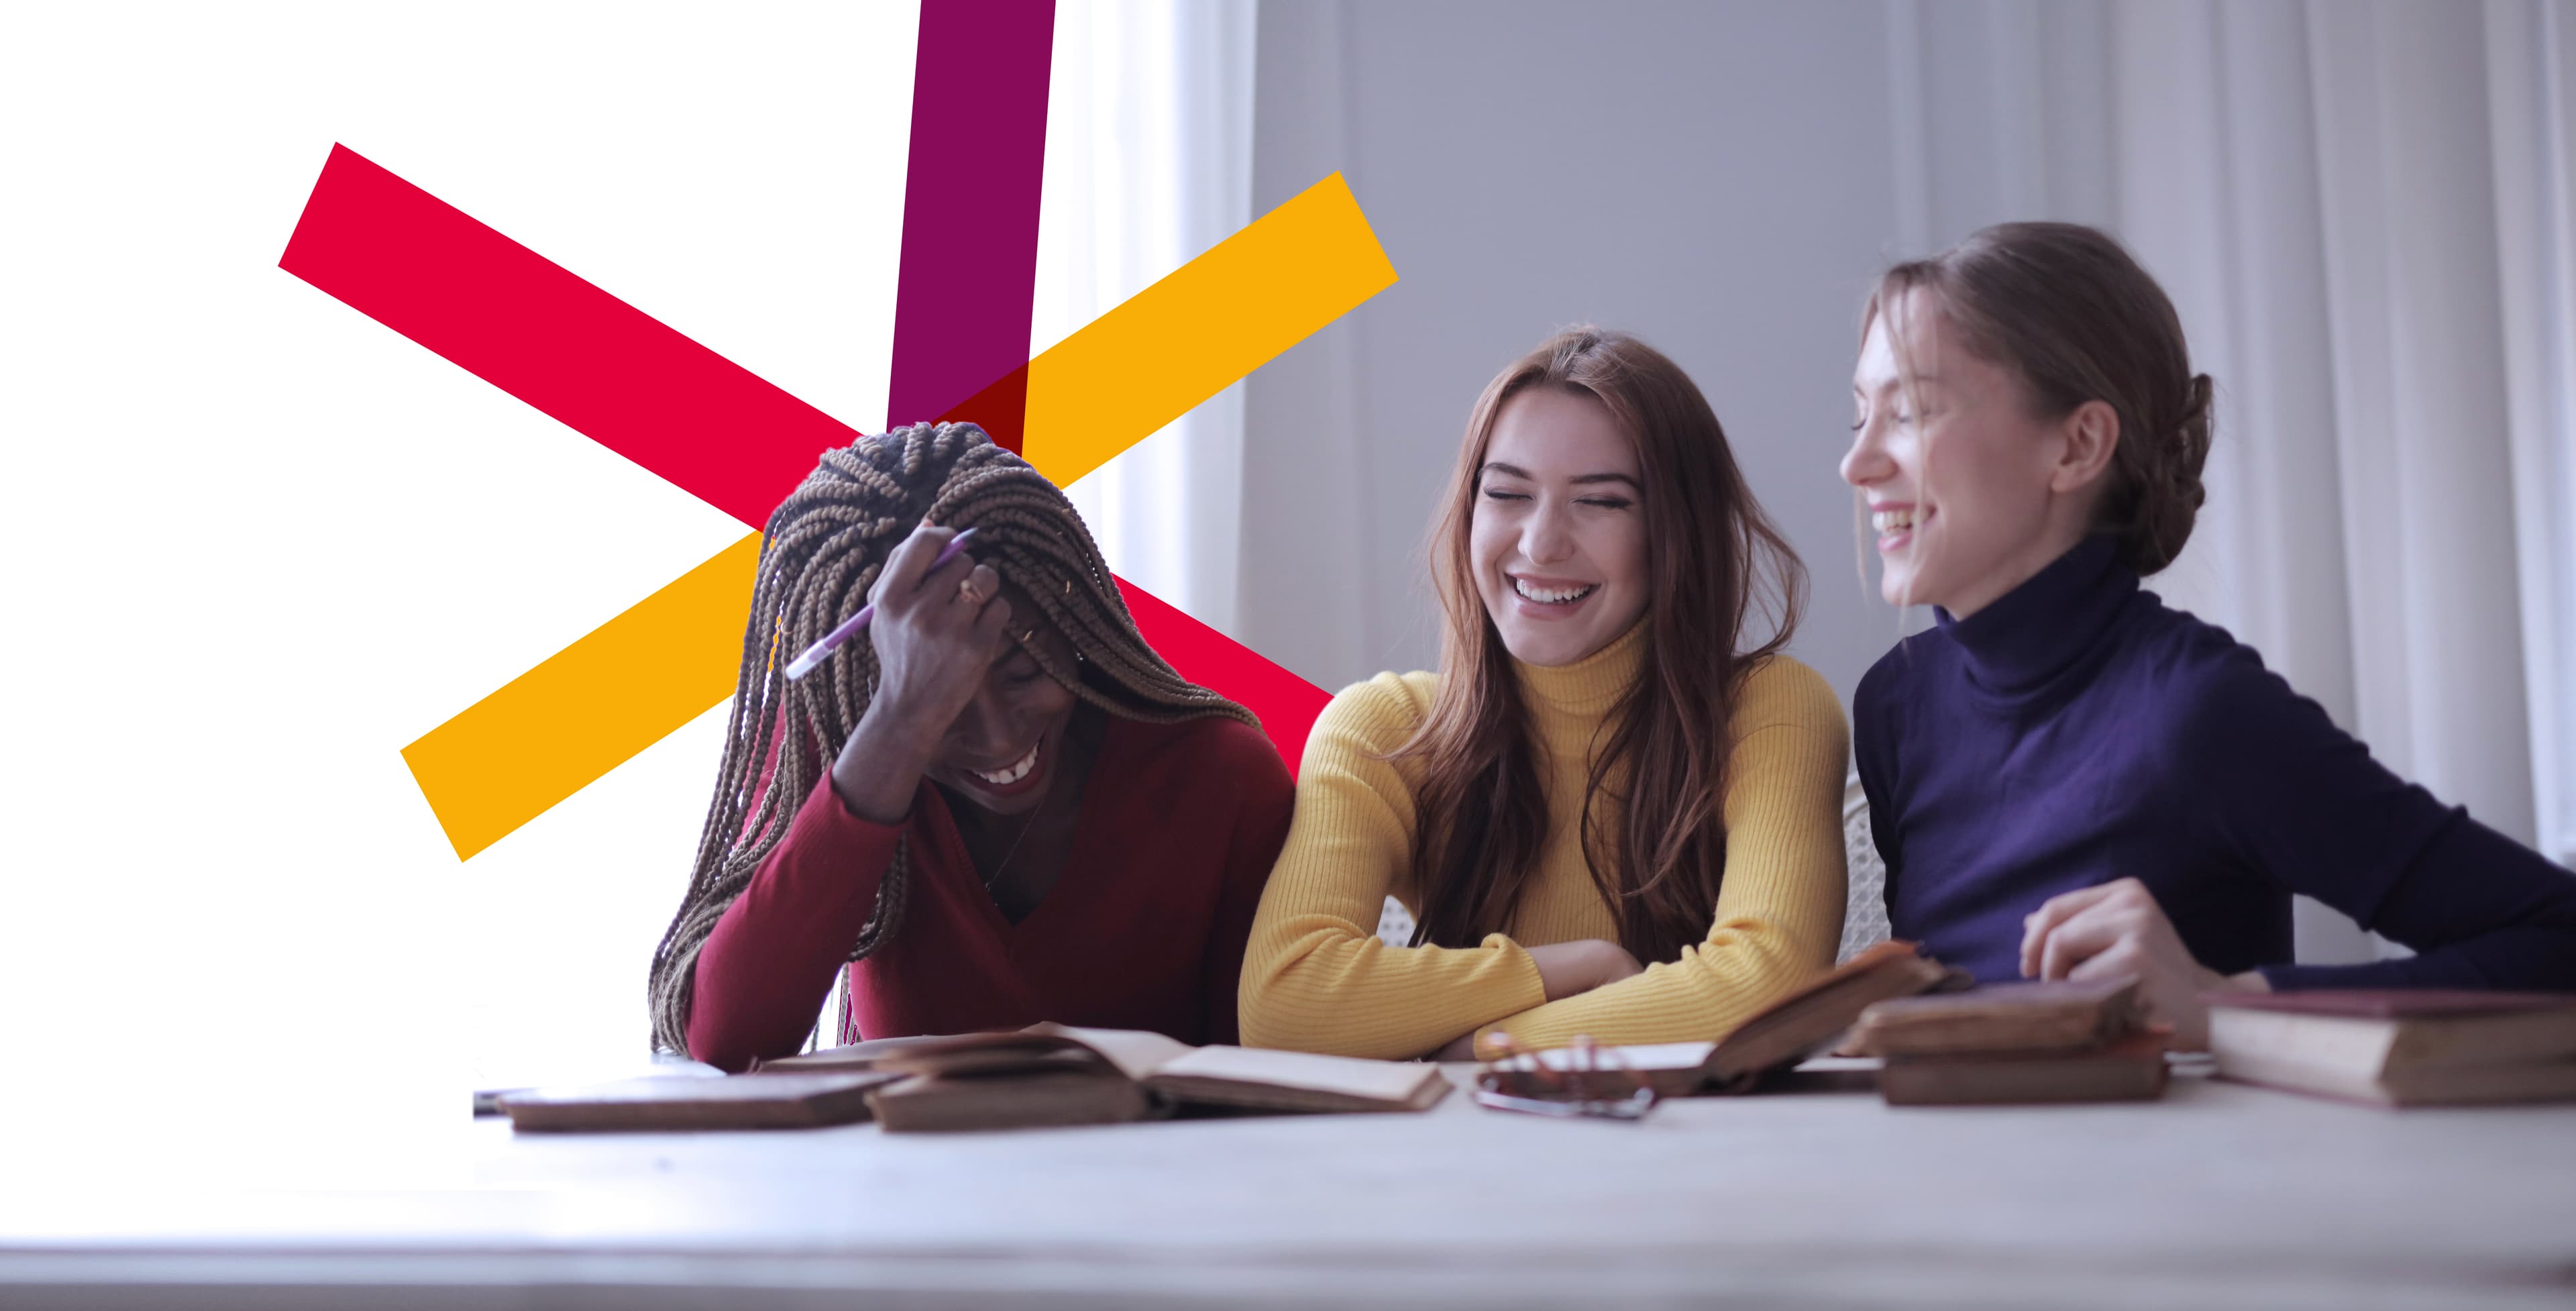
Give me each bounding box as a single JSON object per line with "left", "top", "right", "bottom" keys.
{"left": 499, "top": 1071, "right": 900, "bottom": 1132}
{"left": 1845, "top": 977, "right": 2147, "bottom": 1057}
{"left": 861, "top": 1025, "right": 1453, "bottom": 1133}
{"left": 866, "top": 1068, "right": 1152, "bottom": 1133}
{"left": 1877, "top": 1032, "right": 2171, "bottom": 1105}
{"left": 1489, "top": 940, "right": 1962, "bottom": 1096}
{"left": 747, "top": 1032, "right": 964, "bottom": 1074}
{"left": 1699, "top": 940, "right": 1966, "bottom": 1086}
{"left": 2208, "top": 990, "right": 2576, "bottom": 1107}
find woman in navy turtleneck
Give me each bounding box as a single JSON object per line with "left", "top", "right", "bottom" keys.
{"left": 1841, "top": 221, "right": 2576, "bottom": 1048}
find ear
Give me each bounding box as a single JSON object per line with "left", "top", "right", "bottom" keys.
{"left": 2049, "top": 400, "right": 2121, "bottom": 496}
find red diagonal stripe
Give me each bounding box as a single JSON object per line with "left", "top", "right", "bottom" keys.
{"left": 279, "top": 143, "right": 847, "bottom": 531}
{"left": 285, "top": 135, "right": 1334, "bottom": 772}
{"left": 1117, "top": 578, "right": 1331, "bottom": 776}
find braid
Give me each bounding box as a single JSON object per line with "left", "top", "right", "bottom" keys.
{"left": 646, "top": 422, "right": 1257, "bottom": 1054}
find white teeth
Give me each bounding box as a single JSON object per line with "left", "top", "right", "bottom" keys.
{"left": 1872, "top": 507, "right": 1921, "bottom": 533}
{"left": 1512, "top": 578, "right": 1597, "bottom": 605}
{"left": 970, "top": 741, "right": 1041, "bottom": 786}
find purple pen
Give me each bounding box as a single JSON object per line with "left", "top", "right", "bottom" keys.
{"left": 783, "top": 529, "right": 981, "bottom": 680}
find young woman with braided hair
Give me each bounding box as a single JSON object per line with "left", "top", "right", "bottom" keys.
{"left": 650, "top": 422, "right": 1293, "bottom": 1071}
{"left": 1238, "top": 327, "right": 1851, "bottom": 1061}
{"left": 1844, "top": 222, "right": 2576, "bottom": 1049}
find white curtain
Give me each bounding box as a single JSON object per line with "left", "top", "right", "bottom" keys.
{"left": 2078, "top": 0, "right": 2576, "bottom": 957}
{"left": 1032, "top": 0, "right": 1260, "bottom": 637}
{"left": 2487, "top": 0, "right": 2576, "bottom": 869}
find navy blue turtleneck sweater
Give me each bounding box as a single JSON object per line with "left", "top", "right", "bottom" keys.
{"left": 1854, "top": 535, "right": 2576, "bottom": 990}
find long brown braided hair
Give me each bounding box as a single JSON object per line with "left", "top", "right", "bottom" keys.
{"left": 647, "top": 421, "right": 1256, "bottom": 1054}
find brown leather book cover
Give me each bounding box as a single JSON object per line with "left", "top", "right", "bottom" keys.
{"left": 1699, "top": 940, "right": 1962, "bottom": 1088}
{"left": 867, "top": 1069, "right": 1152, "bottom": 1133}
{"left": 1847, "top": 977, "right": 2146, "bottom": 1057}
{"left": 747, "top": 1033, "right": 967, "bottom": 1073}
{"left": 1878, "top": 1032, "right": 2172, "bottom": 1106}
{"left": 500, "top": 1071, "right": 898, "bottom": 1132}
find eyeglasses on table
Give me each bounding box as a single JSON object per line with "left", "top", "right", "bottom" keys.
{"left": 1472, "top": 1033, "right": 1659, "bottom": 1122}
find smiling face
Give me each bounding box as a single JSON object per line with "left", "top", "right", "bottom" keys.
{"left": 924, "top": 582, "right": 1083, "bottom": 815}
{"left": 1843, "top": 297, "right": 2090, "bottom": 618}
{"left": 1468, "top": 386, "right": 1650, "bottom": 667}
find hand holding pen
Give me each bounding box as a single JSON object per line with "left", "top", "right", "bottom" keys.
{"left": 786, "top": 527, "right": 984, "bottom": 680}
{"left": 809, "top": 525, "right": 1012, "bottom": 823}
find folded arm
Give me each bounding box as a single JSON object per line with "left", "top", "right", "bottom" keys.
{"left": 1236, "top": 678, "right": 1547, "bottom": 1058}
{"left": 1468, "top": 694, "right": 1851, "bottom": 1057}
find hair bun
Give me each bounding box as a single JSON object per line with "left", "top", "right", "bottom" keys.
{"left": 2182, "top": 372, "right": 2213, "bottom": 422}
{"left": 2128, "top": 372, "right": 2214, "bottom": 574}
{"left": 2174, "top": 374, "right": 2214, "bottom": 478}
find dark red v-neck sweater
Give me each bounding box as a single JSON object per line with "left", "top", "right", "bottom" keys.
{"left": 684, "top": 713, "right": 1294, "bottom": 1072}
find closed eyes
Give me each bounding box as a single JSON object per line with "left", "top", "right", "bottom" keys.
{"left": 1482, "top": 488, "right": 1633, "bottom": 510}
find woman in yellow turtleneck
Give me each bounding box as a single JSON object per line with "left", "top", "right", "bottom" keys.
{"left": 1238, "top": 327, "right": 1849, "bottom": 1061}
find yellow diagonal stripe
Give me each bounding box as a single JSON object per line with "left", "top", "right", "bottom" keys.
{"left": 411, "top": 173, "right": 1397, "bottom": 858}
{"left": 1020, "top": 172, "right": 1397, "bottom": 484}
{"left": 402, "top": 533, "right": 762, "bottom": 859}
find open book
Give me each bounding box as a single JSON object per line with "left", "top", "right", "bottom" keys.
{"left": 1490, "top": 940, "right": 1962, "bottom": 1096}
{"left": 767, "top": 1025, "right": 1452, "bottom": 1132}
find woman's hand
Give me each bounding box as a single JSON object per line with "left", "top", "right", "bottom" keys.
{"left": 1418, "top": 941, "right": 1643, "bottom": 1062}
{"left": 1525, "top": 939, "right": 1644, "bottom": 1002}
{"left": 2019, "top": 877, "right": 2267, "bottom": 1051}
{"left": 828, "top": 524, "right": 1013, "bottom": 822}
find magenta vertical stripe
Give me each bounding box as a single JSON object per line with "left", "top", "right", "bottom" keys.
{"left": 887, "top": 0, "right": 1056, "bottom": 433}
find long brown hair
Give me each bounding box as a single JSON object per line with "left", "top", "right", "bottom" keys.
{"left": 1867, "top": 221, "right": 2214, "bottom": 576}
{"left": 647, "top": 422, "right": 1256, "bottom": 1053}
{"left": 1395, "top": 327, "right": 1806, "bottom": 963}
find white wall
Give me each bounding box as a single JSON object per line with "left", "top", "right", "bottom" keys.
{"left": 1242, "top": 0, "right": 1915, "bottom": 701}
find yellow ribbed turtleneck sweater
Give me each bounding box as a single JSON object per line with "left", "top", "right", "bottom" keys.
{"left": 1237, "top": 621, "right": 1849, "bottom": 1059}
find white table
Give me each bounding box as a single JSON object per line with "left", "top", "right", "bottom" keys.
{"left": 5, "top": 1064, "right": 2574, "bottom": 1310}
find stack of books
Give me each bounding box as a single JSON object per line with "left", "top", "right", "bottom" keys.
{"left": 1845, "top": 976, "right": 2171, "bottom": 1104}
{"left": 2207, "top": 990, "right": 2576, "bottom": 1107}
